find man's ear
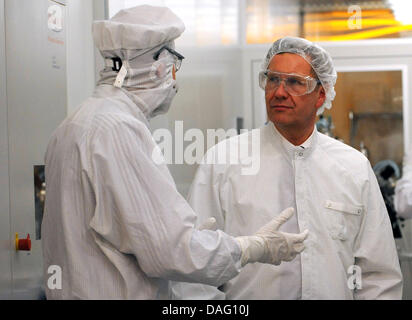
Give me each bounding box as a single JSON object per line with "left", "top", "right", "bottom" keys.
{"left": 315, "top": 86, "right": 326, "bottom": 109}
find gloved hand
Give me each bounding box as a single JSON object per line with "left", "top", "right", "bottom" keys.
{"left": 198, "top": 217, "right": 217, "bottom": 231}
{"left": 235, "top": 207, "right": 309, "bottom": 266}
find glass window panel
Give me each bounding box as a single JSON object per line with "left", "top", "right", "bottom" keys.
{"left": 246, "top": 0, "right": 412, "bottom": 43}
{"left": 246, "top": 0, "right": 300, "bottom": 44}
{"left": 323, "top": 70, "right": 403, "bottom": 168}
{"left": 108, "top": 0, "right": 239, "bottom": 46}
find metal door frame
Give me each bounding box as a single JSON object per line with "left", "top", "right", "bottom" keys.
{"left": 0, "top": 0, "right": 12, "bottom": 299}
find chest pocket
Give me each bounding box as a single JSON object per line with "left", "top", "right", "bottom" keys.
{"left": 324, "top": 200, "right": 363, "bottom": 241}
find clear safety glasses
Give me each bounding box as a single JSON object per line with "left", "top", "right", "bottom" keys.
{"left": 153, "top": 46, "right": 185, "bottom": 72}
{"left": 259, "top": 70, "right": 321, "bottom": 96}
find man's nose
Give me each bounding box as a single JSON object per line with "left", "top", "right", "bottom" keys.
{"left": 274, "top": 81, "right": 289, "bottom": 99}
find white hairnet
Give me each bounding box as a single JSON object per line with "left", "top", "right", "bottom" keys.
{"left": 262, "top": 36, "right": 337, "bottom": 115}
{"left": 92, "top": 5, "right": 185, "bottom": 118}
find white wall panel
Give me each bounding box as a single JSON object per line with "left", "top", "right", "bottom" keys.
{"left": 0, "top": 0, "right": 95, "bottom": 299}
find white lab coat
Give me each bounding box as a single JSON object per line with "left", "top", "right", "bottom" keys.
{"left": 172, "top": 121, "right": 402, "bottom": 300}
{"left": 395, "top": 149, "right": 412, "bottom": 219}
{"left": 41, "top": 84, "right": 242, "bottom": 299}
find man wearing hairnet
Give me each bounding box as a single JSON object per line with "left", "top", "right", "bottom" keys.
{"left": 41, "top": 7, "right": 309, "bottom": 299}
{"left": 395, "top": 146, "right": 412, "bottom": 219}
{"left": 172, "top": 36, "right": 403, "bottom": 300}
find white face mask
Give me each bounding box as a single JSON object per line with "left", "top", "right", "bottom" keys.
{"left": 129, "top": 76, "right": 179, "bottom": 119}
{"left": 149, "top": 79, "right": 179, "bottom": 117}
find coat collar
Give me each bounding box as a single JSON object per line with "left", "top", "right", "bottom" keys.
{"left": 93, "top": 84, "right": 151, "bottom": 128}
{"left": 263, "top": 121, "right": 318, "bottom": 161}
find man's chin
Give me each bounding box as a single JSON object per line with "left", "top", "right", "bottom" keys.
{"left": 267, "top": 113, "right": 292, "bottom": 127}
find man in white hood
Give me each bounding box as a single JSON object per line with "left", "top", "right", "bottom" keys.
{"left": 41, "top": 6, "right": 309, "bottom": 299}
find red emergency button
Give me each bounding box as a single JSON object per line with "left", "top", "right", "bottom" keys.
{"left": 15, "top": 233, "right": 31, "bottom": 251}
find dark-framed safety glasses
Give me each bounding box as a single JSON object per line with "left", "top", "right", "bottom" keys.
{"left": 153, "top": 46, "right": 185, "bottom": 72}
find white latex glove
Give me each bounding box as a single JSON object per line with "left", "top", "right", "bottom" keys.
{"left": 198, "top": 217, "right": 217, "bottom": 231}
{"left": 235, "top": 207, "right": 309, "bottom": 266}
